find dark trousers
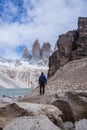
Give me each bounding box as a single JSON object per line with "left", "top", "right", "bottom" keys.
{"left": 40, "top": 83, "right": 45, "bottom": 95}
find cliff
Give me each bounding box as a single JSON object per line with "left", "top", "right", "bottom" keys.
{"left": 48, "top": 17, "right": 87, "bottom": 77}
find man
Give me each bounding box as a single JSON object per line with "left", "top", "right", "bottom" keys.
{"left": 38, "top": 72, "right": 47, "bottom": 95}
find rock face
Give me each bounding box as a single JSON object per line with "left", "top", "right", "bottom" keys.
{"left": 48, "top": 17, "right": 87, "bottom": 77}
{"left": 22, "top": 47, "right": 32, "bottom": 60}
{"left": 21, "top": 40, "right": 52, "bottom": 66}
{"left": 41, "top": 42, "right": 52, "bottom": 59}
{"left": 47, "top": 58, "right": 87, "bottom": 92}
{"left": 32, "top": 39, "right": 40, "bottom": 59}
{"left": 71, "top": 17, "right": 87, "bottom": 60}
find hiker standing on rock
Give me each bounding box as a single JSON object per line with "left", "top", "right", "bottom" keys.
{"left": 38, "top": 72, "right": 47, "bottom": 95}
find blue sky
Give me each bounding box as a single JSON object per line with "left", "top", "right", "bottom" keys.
{"left": 0, "top": 0, "right": 87, "bottom": 59}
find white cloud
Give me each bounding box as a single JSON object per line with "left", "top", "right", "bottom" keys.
{"left": 0, "top": 0, "right": 87, "bottom": 59}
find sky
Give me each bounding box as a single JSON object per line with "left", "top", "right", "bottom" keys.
{"left": 0, "top": 0, "right": 87, "bottom": 59}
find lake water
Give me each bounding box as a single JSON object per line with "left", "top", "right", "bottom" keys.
{"left": 0, "top": 88, "right": 32, "bottom": 97}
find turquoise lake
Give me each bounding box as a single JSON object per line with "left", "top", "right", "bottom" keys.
{"left": 0, "top": 88, "right": 32, "bottom": 97}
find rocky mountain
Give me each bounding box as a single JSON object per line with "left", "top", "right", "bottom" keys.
{"left": 40, "top": 42, "right": 52, "bottom": 59}
{"left": 48, "top": 17, "right": 87, "bottom": 77}
{"left": 22, "top": 39, "right": 52, "bottom": 66}
{"left": 0, "top": 71, "right": 24, "bottom": 88}
{"left": 0, "top": 59, "right": 48, "bottom": 88}
{"left": 32, "top": 39, "right": 40, "bottom": 60}
{"left": 22, "top": 47, "right": 32, "bottom": 60}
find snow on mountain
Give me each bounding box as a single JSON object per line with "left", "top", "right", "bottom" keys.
{"left": 0, "top": 57, "right": 48, "bottom": 88}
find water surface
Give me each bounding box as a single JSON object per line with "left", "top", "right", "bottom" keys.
{"left": 0, "top": 88, "right": 32, "bottom": 97}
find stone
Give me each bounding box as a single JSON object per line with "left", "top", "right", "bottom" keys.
{"left": 63, "top": 122, "right": 75, "bottom": 130}
{"left": 0, "top": 103, "right": 29, "bottom": 129}
{"left": 75, "top": 119, "right": 87, "bottom": 130}
{"left": 3, "top": 115, "right": 62, "bottom": 130}
{"left": 52, "top": 91, "right": 87, "bottom": 123}
{"left": 0, "top": 102, "right": 64, "bottom": 130}
{"left": 19, "top": 91, "right": 87, "bottom": 129}
{"left": 16, "top": 102, "right": 64, "bottom": 128}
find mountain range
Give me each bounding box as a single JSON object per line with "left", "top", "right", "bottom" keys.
{"left": 0, "top": 39, "right": 52, "bottom": 88}
{"left": 0, "top": 58, "right": 48, "bottom": 88}
{"left": 22, "top": 39, "right": 52, "bottom": 66}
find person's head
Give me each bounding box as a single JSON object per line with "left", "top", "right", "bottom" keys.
{"left": 41, "top": 72, "right": 44, "bottom": 75}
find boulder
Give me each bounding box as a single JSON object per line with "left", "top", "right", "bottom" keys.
{"left": 0, "top": 103, "right": 29, "bottom": 129}
{"left": 75, "top": 119, "right": 87, "bottom": 130}
{"left": 52, "top": 91, "right": 87, "bottom": 123}
{"left": 16, "top": 102, "right": 64, "bottom": 129}
{"left": 3, "top": 115, "right": 62, "bottom": 130}
{"left": 0, "top": 102, "right": 63, "bottom": 130}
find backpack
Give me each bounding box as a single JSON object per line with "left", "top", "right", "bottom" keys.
{"left": 39, "top": 76, "right": 45, "bottom": 84}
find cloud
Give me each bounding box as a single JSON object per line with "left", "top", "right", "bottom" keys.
{"left": 0, "top": 0, "right": 87, "bottom": 59}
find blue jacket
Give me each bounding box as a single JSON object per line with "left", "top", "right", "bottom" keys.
{"left": 39, "top": 74, "right": 47, "bottom": 84}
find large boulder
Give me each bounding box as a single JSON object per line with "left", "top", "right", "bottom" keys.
{"left": 0, "top": 103, "right": 29, "bottom": 129}
{"left": 20, "top": 91, "right": 87, "bottom": 130}
{"left": 16, "top": 102, "right": 63, "bottom": 128}
{"left": 3, "top": 115, "right": 61, "bottom": 130}
{"left": 52, "top": 91, "right": 87, "bottom": 123}
{"left": 0, "top": 102, "right": 63, "bottom": 130}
